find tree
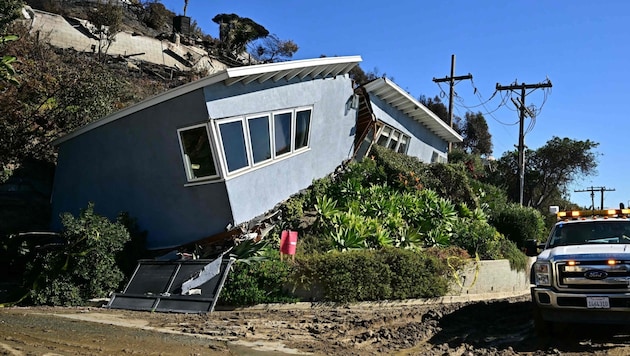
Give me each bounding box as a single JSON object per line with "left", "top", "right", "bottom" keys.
{"left": 0, "top": 25, "right": 158, "bottom": 167}
{"left": 212, "top": 13, "right": 269, "bottom": 59}
{"left": 0, "top": 0, "right": 22, "bottom": 32}
{"left": 0, "top": 34, "right": 19, "bottom": 88}
{"left": 87, "top": 0, "right": 123, "bottom": 59}
{"left": 489, "top": 137, "right": 599, "bottom": 210}
{"left": 142, "top": 1, "right": 172, "bottom": 31}
{"left": 249, "top": 34, "right": 298, "bottom": 63}
{"left": 419, "top": 95, "right": 447, "bottom": 124}
{"left": 461, "top": 111, "right": 492, "bottom": 156}
{"left": 349, "top": 65, "right": 383, "bottom": 87}
{"left": 1, "top": 0, "right": 23, "bottom": 88}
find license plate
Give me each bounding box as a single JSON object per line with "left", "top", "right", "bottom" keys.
{"left": 587, "top": 296, "right": 610, "bottom": 309}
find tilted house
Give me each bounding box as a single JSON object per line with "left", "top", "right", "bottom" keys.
{"left": 50, "top": 56, "right": 462, "bottom": 250}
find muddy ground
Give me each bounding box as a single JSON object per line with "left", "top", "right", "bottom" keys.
{"left": 2, "top": 294, "right": 630, "bottom": 355}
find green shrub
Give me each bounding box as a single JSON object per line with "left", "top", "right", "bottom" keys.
{"left": 451, "top": 218, "right": 502, "bottom": 260}
{"left": 378, "top": 247, "right": 450, "bottom": 299}
{"left": 471, "top": 180, "right": 509, "bottom": 214}
{"left": 279, "top": 194, "right": 306, "bottom": 228}
{"left": 24, "top": 203, "right": 130, "bottom": 306}
{"left": 498, "top": 238, "right": 528, "bottom": 271}
{"left": 297, "top": 248, "right": 452, "bottom": 303}
{"left": 219, "top": 259, "right": 299, "bottom": 306}
{"left": 451, "top": 218, "right": 528, "bottom": 271}
{"left": 370, "top": 145, "right": 478, "bottom": 208}
{"left": 308, "top": 251, "right": 392, "bottom": 303}
{"left": 490, "top": 203, "right": 546, "bottom": 247}
{"left": 296, "top": 231, "right": 331, "bottom": 255}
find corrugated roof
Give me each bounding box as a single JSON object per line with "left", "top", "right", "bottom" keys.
{"left": 54, "top": 56, "right": 363, "bottom": 145}
{"left": 362, "top": 77, "right": 463, "bottom": 143}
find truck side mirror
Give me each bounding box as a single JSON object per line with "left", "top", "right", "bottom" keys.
{"left": 524, "top": 239, "right": 540, "bottom": 256}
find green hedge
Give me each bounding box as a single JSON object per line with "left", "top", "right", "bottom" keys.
{"left": 490, "top": 203, "right": 546, "bottom": 247}
{"left": 297, "top": 247, "right": 453, "bottom": 303}
{"left": 370, "top": 145, "right": 478, "bottom": 208}
{"left": 219, "top": 259, "right": 299, "bottom": 306}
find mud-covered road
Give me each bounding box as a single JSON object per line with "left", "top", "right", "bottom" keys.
{"left": 2, "top": 294, "right": 630, "bottom": 355}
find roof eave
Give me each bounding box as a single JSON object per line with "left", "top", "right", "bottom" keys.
{"left": 53, "top": 56, "right": 362, "bottom": 146}
{"left": 363, "top": 77, "right": 463, "bottom": 143}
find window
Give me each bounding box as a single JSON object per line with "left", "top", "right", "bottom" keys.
{"left": 218, "top": 120, "right": 248, "bottom": 172}
{"left": 247, "top": 115, "right": 272, "bottom": 164}
{"left": 214, "top": 107, "right": 313, "bottom": 175}
{"left": 178, "top": 125, "right": 218, "bottom": 181}
{"left": 274, "top": 112, "right": 292, "bottom": 157}
{"left": 431, "top": 151, "right": 447, "bottom": 163}
{"left": 375, "top": 124, "right": 410, "bottom": 153}
{"left": 295, "top": 109, "right": 311, "bottom": 150}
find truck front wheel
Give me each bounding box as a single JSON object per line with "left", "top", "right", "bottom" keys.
{"left": 532, "top": 303, "right": 553, "bottom": 337}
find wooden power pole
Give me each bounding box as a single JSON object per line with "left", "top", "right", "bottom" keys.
{"left": 574, "top": 186, "right": 616, "bottom": 210}
{"left": 432, "top": 55, "right": 472, "bottom": 152}
{"left": 495, "top": 80, "right": 552, "bottom": 205}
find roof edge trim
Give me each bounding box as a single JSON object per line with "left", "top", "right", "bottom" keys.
{"left": 53, "top": 56, "right": 362, "bottom": 146}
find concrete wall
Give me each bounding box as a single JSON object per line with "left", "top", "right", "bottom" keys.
{"left": 447, "top": 258, "right": 534, "bottom": 297}
{"left": 26, "top": 8, "right": 226, "bottom": 73}
{"left": 369, "top": 95, "right": 448, "bottom": 163}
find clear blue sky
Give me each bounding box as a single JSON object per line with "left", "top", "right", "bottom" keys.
{"left": 162, "top": 0, "right": 630, "bottom": 209}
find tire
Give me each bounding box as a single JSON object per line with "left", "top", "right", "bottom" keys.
{"left": 532, "top": 302, "right": 553, "bottom": 337}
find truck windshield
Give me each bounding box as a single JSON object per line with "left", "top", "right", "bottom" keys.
{"left": 549, "top": 220, "right": 630, "bottom": 247}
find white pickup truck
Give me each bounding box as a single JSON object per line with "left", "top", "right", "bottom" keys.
{"left": 526, "top": 208, "right": 630, "bottom": 334}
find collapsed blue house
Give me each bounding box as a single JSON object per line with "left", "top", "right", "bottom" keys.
{"left": 50, "top": 56, "right": 462, "bottom": 250}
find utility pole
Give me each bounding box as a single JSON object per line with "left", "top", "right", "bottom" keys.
{"left": 495, "top": 80, "right": 552, "bottom": 205}
{"left": 574, "top": 186, "right": 616, "bottom": 210}
{"left": 432, "top": 55, "right": 472, "bottom": 152}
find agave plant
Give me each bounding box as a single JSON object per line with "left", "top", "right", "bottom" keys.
{"left": 330, "top": 227, "right": 367, "bottom": 251}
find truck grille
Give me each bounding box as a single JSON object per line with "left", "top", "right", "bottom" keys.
{"left": 556, "top": 260, "right": 630, "bottom": 290}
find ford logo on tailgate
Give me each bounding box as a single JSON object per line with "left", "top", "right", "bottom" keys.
{"left": 584, "top": 270, "right": 608, "bottom": 280}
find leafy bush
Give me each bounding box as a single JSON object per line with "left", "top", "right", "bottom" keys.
{"left": 451, "top": 218, "right": 528, "bottom": 271}
{"left": 490, "top": 203, "right": 546, "bottom": 247}
{"left": 497, "top": 238, "right": 528, "bottom": 271}
{"left": 24, "top": 203, "right": 130, "bottom": 306}
{"left": 451, "top": 218, "right": 502, "bottom": 260}
{"left": 297, "top": 248, "right": 452, "bottom": 303}
{"left": 471, "top": 180, "right": 509, "bottom": 214}
{"left": 370, "top": 145, "right": 478, "bottom": 208}
{"left": 219, "top": 259, "right": 299, "bottom": 306}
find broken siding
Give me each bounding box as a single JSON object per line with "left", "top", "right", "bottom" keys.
{"left": 50, "top": 89, "right": 233, "bottom": 250}
{"left": 204, "top": 75, "right": 357, "bottom": 225}
{"left": 368, "top": 95, "right": 449, "bottom": 163}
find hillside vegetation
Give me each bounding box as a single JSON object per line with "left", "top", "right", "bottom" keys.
{"left": 0, "top": 1, "right": 600, "bottom": 307}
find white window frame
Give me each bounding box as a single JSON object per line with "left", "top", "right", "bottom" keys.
{"left": 246, "top": 113, "right": 273, "bottom": 166}
{"left": 215, "top": 116, "right": 251, "bottom": 175}
{"left": 271, "top": 109, "right": 294, "bottom": 159}
{"left": 177, "top": 123, "right": 220, "bottom": 182}
{"left": 294, "top": 107, "right": 312, "bottom": 152}
{"left": 212, "top": 106, "right": 313, "bottom": 178}
{"left": 375, "top": 124, "right": 410, "bottom": 154}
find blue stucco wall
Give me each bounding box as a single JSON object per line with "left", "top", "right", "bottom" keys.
{"left": 203, "top": 76, "right": 357, "bottom": 225}
{"left": 369, "top": 95, "right": 448, "bottom": 163}
{"left": 51, "top": 89, "right": 233, "bottom": 250}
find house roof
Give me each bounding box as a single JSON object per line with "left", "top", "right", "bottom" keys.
{"left": 54, "top": 56, "right": 363, "bottom": 145}
{"left": 362, "top": 77, "right": 463, "bottom": 143}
